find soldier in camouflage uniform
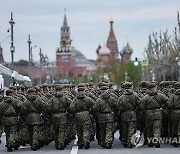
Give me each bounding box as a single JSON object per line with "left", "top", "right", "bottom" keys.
{"left": 0, "top": 89, "right": 4, "bottom": 144}
{"left": 21, "top": 88, "right": 47, "bottom": 151}
{"left": 137, "top": 81, "right": 148, "bottom": 144}
{"left": 85, "top": 82, "right": 98, "bottom": 142}
{"left": 47, "top": 84, "right": 72, "bottom": 150}
{"left": 117, "top": 82, "right": 141, "bottom": 148}
{"left": 9, "top": 86, "right": 29, "bottom": 147}
{"left": 92, "top": 85, "right": 118, "bottom": 149}
{"left": 161, "top": 81, "right": 171, "bottom": 138}
{"left": 167, "top": 82, "right": 180, "bottom": 147}
{"left": 69, "top": 84, "right": 94, "bottom": 149}
{"left": 140, "top": 82, "right": 168, "bottom": 148}
{"left": 0, "top": 89, "right": 22, "bottom": 152}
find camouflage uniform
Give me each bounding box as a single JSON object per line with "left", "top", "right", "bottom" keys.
{"left": 161, "top": 81, "right": 171, "bottom": 137}
{"left": 137, "top": 81, "right": 148, "bottom": 144}
{"left": 85, "top": 84, "right": 98, "bottom": 142}
{"left": 117, "top": 82, "right": 141, "bottom": 148}
{"left": 48, "top": 85, "right": 72, "bottom": 150}
{"left": 0, "top": 89, "right": 4, "bottom": 144}
{"left": 0, "top": 89, "right": 22, "bottom": 152}
{"left": 69, "top": 85, "right": 94, "bottom": 149}
{"left": 92, "top": 85, "right": 118, "bottom": 149}
{"left": 21, "top": 88, "right": 47, "bottom": 151}
{"left": 140, "top": 83, "right": 168, "bottom": 148}
{"left": 167, "top": 82, "right": 180, "bottom": 147}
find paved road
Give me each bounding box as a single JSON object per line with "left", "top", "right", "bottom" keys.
{"left": 0, "top": 133, "right": 180, "bottom": 154}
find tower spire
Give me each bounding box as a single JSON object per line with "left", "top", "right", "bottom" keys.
{"left": 106, "top": 17, "right": 119, "bottom": 59}
{"left": 110, "top": 17, "right": 113, "bottom": 29}
{"left": 63, "top": 8, "right": 68, "bottom": 27}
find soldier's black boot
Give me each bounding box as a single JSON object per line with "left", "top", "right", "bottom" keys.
{"left": 155, "top": 143, "right": 160, "bottom": 148}
{"left": 0, "top": 139, "right": 1, "bottom": 143}
{"left": 127, "top": 143, "right": 133, "bottom": 148}
{"left": 84, "top": 142, "right": 90, "bottom": 149}
{"left": 148, "top": 142, "right": 153, "bottom": 147}
{"left": 100, "top": 143, "right": 106, "bottom": 148}
{"left": 13, "top": 145, "right": 19, "bottom": 150}
{"left": 31, "top": 145, "right": 37, "bottom": 151}
{"left": 172, "top": 143, "right": 178, "bottom": 147}
{"left": 90, "top": 135, "right": 95, "bottom": 141}
{"left": 7, "top": 147, "right": 13, "bottom": 152}
{"left": 106, "top": 143, "right": 112, "bottom": 149}
{"left": 57, "top": 144, "right": 65, "bottom": 150}
{"left": 78, "top": 144, "right": 83, "bottom": 149}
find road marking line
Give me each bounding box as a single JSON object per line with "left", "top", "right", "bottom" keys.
{"left": 70, "top": 137, "right": 78, "bottom": 154}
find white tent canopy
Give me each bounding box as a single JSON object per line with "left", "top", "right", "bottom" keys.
{"left": 0, "top": 64, "right": 31, "bottom": 82}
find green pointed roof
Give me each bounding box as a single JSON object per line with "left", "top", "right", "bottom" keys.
{"left": 120, "top": 42, "right": 133, "bottom": 55}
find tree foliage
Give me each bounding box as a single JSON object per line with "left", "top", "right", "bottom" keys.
{"left": 144, "top": 12, "right": 180, "bottom": 81}
{"left": 14, "top": 59, "right": 35, "bottom": 66}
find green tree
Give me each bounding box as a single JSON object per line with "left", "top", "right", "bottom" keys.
{"left": 115, "top": 61, "right": 141, "bottom": 88}
{"left": 14, "top": 59, "right": 35, "bottom": 66}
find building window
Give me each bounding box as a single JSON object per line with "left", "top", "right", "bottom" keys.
{"left": 61, "top": 55, "right": 69, "bottom": 62}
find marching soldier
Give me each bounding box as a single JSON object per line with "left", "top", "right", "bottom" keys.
{"left": 167, "top": 82, "right": 180, "bottom": 147}
{"left": 0, "top": 89, "right": 4, "bottom": 144}
{"left": 117, "top": 82, "right": 141, "bottom": 148}
{"left": 92, "top": 84, "right": 118, "bottom": 149}
{"left": 47, "top": 84, "right": 72, "bottom": 150}
{"left": 140, "top": 82, "right": 168, "bottom": 148}
{"left": 0, "top": 89, "right": 22, "bottom": 152}
{"left": 69, "top": 84, "right": 94, "bottom": 149}
{"left": 21, "top": 88, "right": 47, "bottom": 151}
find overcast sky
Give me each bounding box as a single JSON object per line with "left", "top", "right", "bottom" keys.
{"left": 0, "top": 0, "right": 179, "bottom": 63}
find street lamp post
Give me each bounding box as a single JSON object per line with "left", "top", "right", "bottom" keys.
{"left": 9, "top": 12, "right": 15, "bottom": 69}
{"left": 27, "top": 34, "right": 32, "bottom": 80}
{"left": 39, "top": 48, "right": 43, "bottom": 85}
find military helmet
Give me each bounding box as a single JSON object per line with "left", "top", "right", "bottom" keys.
{"left": 27, "top": 88, "right": 36, "bottom": 93}
{"left": 102, "top": 78, "right": 109, "bottom": 83}
{"left": 159, "top": 81, "right": 164, "bottom": 87}
{"left": 16, "top": 85, "right": 21, "bottom": 90}
{"left": 109, "top": 82, "right": 114, "bottom": 87}
{"left": 6, "top": 89, "right": 14, "bottom": 95}
{"left": 163, "top": 81, "right": 170, "bottom": 87}
{"left": 55, "top": 84, "right": 64, "bottom": 90}
{"left": 139, "top": 81, "right": 148, "bottom": 88}
{"left": 20, "top": 85, "right": 25, "bottom": 90}
{"left": 100, "top": 85, "right": 109, "bottom": 90}
{"left": 77, "top": 86, "right": 86, "bottom": 91}
{"left": 88, "top": 82, "right": 94, "bottom": 86}
{"left": 78, "top": 83, "right": 86, "bottom": 88}
{"left": 9, "top": 86, "right": 16, "bottom": 91}
{"left": 174, "top": 82, "right": 180, "bottom": 89}
{"left": 123, "top": 82, "right": 133, "bottom": 89}
{"left": 147, "top": 82, "right": 157, "bottom": 89}
{"left": 42, "top": 84, "right": 48, "bottom": 88}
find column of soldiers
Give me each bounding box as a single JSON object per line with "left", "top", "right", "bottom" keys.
{"left": 0, "top": 80, "right": 180, "bottom": 152}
